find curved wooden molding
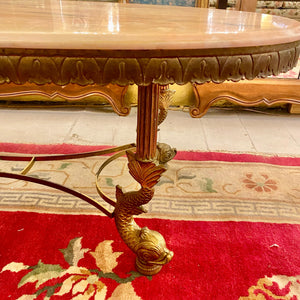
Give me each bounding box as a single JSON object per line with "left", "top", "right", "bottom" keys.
{"left": 0, "top": 82, "right": 130, "bottom": 116}
{"left": 191, "top": 78, "right": 300, "bottom": 117}
{"left": 0, "top": 44, "right": 299, "bottom": 86}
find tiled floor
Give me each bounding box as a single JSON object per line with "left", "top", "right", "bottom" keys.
{"left": 0, "top": 106, "right": 299, "bottom": 156}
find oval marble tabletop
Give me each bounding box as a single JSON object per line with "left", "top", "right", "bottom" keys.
{"left": 0, "top": 0, "right": 299, "bottom": 85}
{"left": 0, "top": 0, "right": 299, "bottom": 50}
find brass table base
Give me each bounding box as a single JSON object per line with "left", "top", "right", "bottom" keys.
{"left": 1, "top": 83, "right": 176, "bottom": 276}
{"left": 97, "top": 150, "right": 175, "bottom": 276}
{"left": 0, "top": 141, "right": 176, "bottom": 276}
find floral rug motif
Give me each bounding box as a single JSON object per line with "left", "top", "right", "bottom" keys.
{"left": 0, "top": 147, "right": 299, "bottom": 224}
{"left": 0, "top": 212, "right": 300, "bottom": 299}
{"left": 4, "top": 236, "right": 300, "bottom": 300}
{"left": 2, "top": 236, "right": 146, "bottom": 299}
{"left": 0, "top": 144, "right": 299, "bottom": 299}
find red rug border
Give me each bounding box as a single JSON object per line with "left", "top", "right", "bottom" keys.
{"left": 0, "top": 142, "right": 299, "bottom": 166}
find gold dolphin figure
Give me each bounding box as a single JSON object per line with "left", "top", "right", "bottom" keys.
{"left": 113, "top": 150, "right": 174, "bottom": 275}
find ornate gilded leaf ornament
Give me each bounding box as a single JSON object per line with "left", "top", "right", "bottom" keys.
{"left": 1, "top": 237, "right": 150, "bottom": 299}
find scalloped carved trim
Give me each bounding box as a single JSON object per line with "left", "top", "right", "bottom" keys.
{"left": 0, "top": 45, "right": 299, "bottom": 86}
{"left": 0, "top": 83, "right": 130, "bottom": 116}
{"left": 191, "top": 78, "right": 300, "bottom": 118}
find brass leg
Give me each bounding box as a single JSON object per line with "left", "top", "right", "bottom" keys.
{"left": 112, "top": 84, "right": 175, "bottom": 275}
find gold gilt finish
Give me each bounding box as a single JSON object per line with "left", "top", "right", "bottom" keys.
{"left": 113, "top": 84, "right": 177, "bottom": 275}
{"left": 158, "top": 86, "right": 175, "bottom": 126}
{"left": 94, "top": 143, "right": 177, "bottom": 275}
{"left": 114, "top": 151, "right": 173, "bottom": 275}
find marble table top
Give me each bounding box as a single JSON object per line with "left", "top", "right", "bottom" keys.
{"left": 0, "top": 0, "right": 299, "bottom": 50}
{"left": 0, "top": 0, "right": 299, "bottom": 86}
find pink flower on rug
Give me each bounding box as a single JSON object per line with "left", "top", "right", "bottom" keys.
{"left": 243, "top": 173, "right": 277, "bottom": 192}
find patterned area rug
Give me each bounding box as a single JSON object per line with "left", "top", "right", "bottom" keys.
{"left": 0, "top": 143, "right": 299, "bottom": 299}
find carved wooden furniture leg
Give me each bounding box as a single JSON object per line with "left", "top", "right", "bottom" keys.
{"left": 112, "top": 84, "right": 175, "bottom": 276}
{"left": 136, "top": 84, "right": 160, "bottom": 162}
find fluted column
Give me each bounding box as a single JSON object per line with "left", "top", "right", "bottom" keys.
{"left": 195, "top": 0, "right": 209, "bottom": 8}
{"left": 136, "top": 84, "right": 160, "bottom": 161}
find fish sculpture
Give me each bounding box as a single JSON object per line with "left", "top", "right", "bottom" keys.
{"left": 113, "top": 150, "right": 174, "bottom": 275}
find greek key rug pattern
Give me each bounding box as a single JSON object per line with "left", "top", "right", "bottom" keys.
{"left": 0, "top": 157, "right": 299, "bottom": 223}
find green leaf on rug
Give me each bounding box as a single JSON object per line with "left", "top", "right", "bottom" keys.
{"left": 29, "top": 173, "right": 51, "bottom": 181}
{"left": 178, "top": 175, "right": 196, "bottom": 180}
{"left": 36, "top": 283, "right": 63, "bottom": 297}
{"left": 59, "top": 237, "right": 90, "bottom": 266}
{"left": 200, "top": 178, "right": 217, "bottom": 193}
{"left": 156, "top": 178, "right": 174, "bottom": 186}
{"left": 106, "top": 178, "right": 114, "bottom": 187}
{"left": 91, "top": 269, "right": 152, "bottom": 283}
{"left": 58, "top": 163, "right": 71, "bottom": 170}
{"left": 18, "top": 260, "right": 64, "bottom": 289}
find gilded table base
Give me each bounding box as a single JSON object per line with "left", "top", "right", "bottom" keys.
{"left": 0, "top": 83, "right": 176, "bottom": 276}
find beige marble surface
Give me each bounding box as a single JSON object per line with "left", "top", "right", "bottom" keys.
{"left": 0, "top": 0, "right": 299, "bottom": 50}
